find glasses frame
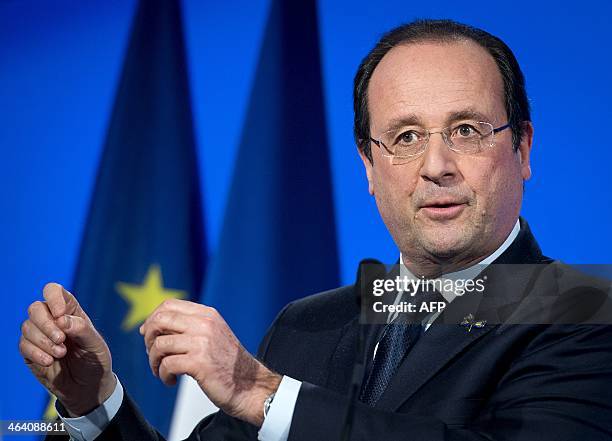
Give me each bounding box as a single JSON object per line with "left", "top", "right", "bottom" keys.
{"left": 369, "top": 122, "right": 511, "bottom": 162}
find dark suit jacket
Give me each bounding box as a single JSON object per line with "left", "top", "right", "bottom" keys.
{"left": 50, "top": 219, "right": 612, "bottom": 440}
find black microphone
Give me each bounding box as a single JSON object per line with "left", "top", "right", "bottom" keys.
{"left": 340, "top": 258, "right": 387, "bottom": 441}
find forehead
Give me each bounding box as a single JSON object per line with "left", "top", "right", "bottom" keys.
{"left": 368, "top": 40, "right": 506, "bottom": 132}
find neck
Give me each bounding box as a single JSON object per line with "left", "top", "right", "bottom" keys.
{"left": 402, "top": 255, "right": 484, "bottom": 279}
{"left": 401, "top": 219, "right": 521, "bottom": 278}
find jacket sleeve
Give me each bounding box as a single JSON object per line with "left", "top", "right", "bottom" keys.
{"left": 288, "top": 325, "right": 612, "bottom": 441}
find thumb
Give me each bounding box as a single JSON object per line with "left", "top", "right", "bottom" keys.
{"left": 56, "top": 315, "right": 105, "bottom": 352}
{"left": 60, "top": 287, "right": 89, "bottom": 321}
{"left": 43, "top": 283, "right": 87, "bottom": 320}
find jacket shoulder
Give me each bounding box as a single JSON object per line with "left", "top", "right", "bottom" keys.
{"left": 279, "top": 284, "right": 358, "bottom": 330}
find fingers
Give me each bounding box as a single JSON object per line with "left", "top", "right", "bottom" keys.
{"left": 148, "top": 334, "right": 193, "bottom": 377}
{"left": 27, "top": 301, "right": 65, "bottom": 345}
{"left": 138, "top": 300, "right": 232, "bottom": 389}
{"left": 142, "top": 311, "right": 206, "bottom": 352}
{"left": 149, "top": 298, "right": 212, "bottom": 317}
{"left": 158, "top": 354, "right": 194, "bottom": 386}
{"left": 20, "top": 319, "right": 67, "bottom": 362}
{"left": 139, "top": 299, "right": 216, "bottom": 333}
{"left": 19, "top": 288, "right": 77, "bottom": 369}
{"left": 19, "top": 335, "right": 55, "bottom": 367}
{"left": 55, "top": 314, "right": 100, "bottom": 350}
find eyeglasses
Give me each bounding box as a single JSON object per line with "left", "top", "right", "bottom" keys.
{"left": 369, "top": 121, "right": 511, "bottom": 165}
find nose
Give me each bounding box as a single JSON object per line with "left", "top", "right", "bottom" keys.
{"left": 419, "top": 132, "right": 460, "bottom": 186}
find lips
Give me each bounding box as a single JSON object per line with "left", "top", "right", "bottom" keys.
{"left": 418, "top": 199, "right": 468, "bottom": 221}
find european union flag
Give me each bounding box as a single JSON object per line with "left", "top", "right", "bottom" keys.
{"left": 62, "top": 0, "right": 205, "bottom": 436}
{"left": 202, "top": 0, "right": 339, "bottom": 354}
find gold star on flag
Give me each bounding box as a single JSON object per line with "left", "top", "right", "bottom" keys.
{"left": 43, "top": 392, "right": 58, "bottom": 421}
{"left": 116, "top": 264, "right": 186, "bottom": 331}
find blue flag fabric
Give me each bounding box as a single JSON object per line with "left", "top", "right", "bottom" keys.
{"left": 69, "top": 0, "right": 205, "bottom": 436}
{"left": 203, "top": 0, "right": 339, "bottom": 354}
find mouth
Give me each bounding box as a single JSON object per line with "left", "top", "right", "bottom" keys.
{"left": 418, "top": 200, "right": 468, "bottom": 221}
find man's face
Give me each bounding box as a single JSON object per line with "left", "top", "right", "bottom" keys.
{"left": 360, "top": 40, "right": 533, "bottom": 273}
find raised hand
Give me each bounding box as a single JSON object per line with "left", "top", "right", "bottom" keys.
{"left": 19, "top": 283, "right": 116, "bottom": 416}
{"left": 140, "top": 299, "right": 281, "bottom": 427}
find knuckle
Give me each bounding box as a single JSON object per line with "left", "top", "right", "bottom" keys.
{"left": 197, "top": 317, "right": 209, "bottom": 330}
{"left": 160, "top": 356, "right": 171, "bottom": 370}
{"left": 39, "top": 335, "right": 51, "bottom": 349}
{"left": 20, "top": 320, "right": 29, "bottom": 335}
{"left": 42, "top": 318, "right": 56, "bottom": 332}
{"left": 200, "top": 315, "right": 215, "bottom": 329}
{"left": 35, "top": 349, "right": 46, "bottom": 362}
{"left": 154, "top": 336, "right": 170, "bottom": 351}
{"left": 69, "top": 315, "right": 82, "bottom": 331}
{"left": 161, "top": 299, "right": 176, "bottom": 308}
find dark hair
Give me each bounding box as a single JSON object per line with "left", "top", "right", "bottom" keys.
{"left": 354, "top": 19, "right": 530, "bottom": 162}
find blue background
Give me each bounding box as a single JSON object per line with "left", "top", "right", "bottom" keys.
{"left": 1, "top": 0, "right": 611, "bottom": 429}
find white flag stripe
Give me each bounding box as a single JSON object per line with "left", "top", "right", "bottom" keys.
{"left": 169, "top": 375, "right": 218, "bottom": 441}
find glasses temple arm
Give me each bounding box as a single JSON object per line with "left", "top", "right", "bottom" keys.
{"left": 492, "top": 123, "right": 511, "bottom": 134}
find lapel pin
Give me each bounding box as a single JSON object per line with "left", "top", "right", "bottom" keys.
{"left": 460, "top": 314, "right": 487, "bottom": 332}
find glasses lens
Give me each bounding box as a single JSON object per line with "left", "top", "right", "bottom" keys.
{"left": 391, "top": 155, "right": 420, "bottom": 165}
{"left": 382, "top": 128, "right": 427, "bottom": 162}
{"left": 448, "top": 121, "right": 494, "bottom": 153}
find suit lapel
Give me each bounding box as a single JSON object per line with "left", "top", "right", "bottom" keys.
{"left": 325, "top": 263, "right": 401, "bottom": 393}
{"left": 324, "top": 316, "right": 359, "bottom": 392}
{"left": 324, "top": 319, "right": 398, "bottom": 391}
{"left": 375, "top": 322, "right": 495, "bottom": 411}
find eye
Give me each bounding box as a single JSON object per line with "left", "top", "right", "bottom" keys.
{"left": 396, "top": 130, "right": 421, "bottom": 145}
{"left": 454, "top": 124, "right": 479, "bottom": 138}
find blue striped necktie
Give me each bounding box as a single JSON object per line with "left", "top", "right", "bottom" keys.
{"left": 359, "top": 320, "right": 423, "bottom": 406}
{"left": 359, "top": 284, "right": 448, "bottom": 407}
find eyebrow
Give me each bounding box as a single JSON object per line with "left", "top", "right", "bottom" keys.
{"left": 447, "top": 109, "right": 493, "bottom": 124}
{"left": 383, "top": 108, "right": 495, "bottom": 132}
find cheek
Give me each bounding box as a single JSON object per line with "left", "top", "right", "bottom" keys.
{"left": 460, "top": 152, "right": 522, "bottom": 215}
{"left": 462, "top": 159, "right": 495, "bottom": 200}
{"left": 372, "top": 162, "right": 420, "bottom": 212}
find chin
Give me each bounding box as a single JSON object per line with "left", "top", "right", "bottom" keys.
{"left": 418, "top": 230, "right": 475, "bottom": 260}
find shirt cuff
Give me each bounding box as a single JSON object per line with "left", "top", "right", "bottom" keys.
{"left": 56, "top": 374, "right": 124, "bottom": 441}
{"left": 258, "top": 376, "right": 302, "bottom": 441}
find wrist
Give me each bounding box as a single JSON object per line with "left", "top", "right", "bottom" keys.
{"left": 64, "top": 372, "right": 117, "bottom": 417}
{"left": 240, "top": 365, "right": 281, "bottom": 427}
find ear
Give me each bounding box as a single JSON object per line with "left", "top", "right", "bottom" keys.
{"left": 517, "top": 121, "right": 534, "bottom": 181}
{"left": 357, "top": 145, "right": 375, "bottom": 195}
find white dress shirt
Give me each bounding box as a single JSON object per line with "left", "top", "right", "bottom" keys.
{"left": 59, "top": 220, "right": 521, "bottom": 441}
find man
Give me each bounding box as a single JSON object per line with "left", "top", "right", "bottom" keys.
{"left": 19, "top": 19, "right": 612, "bottom": 440}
